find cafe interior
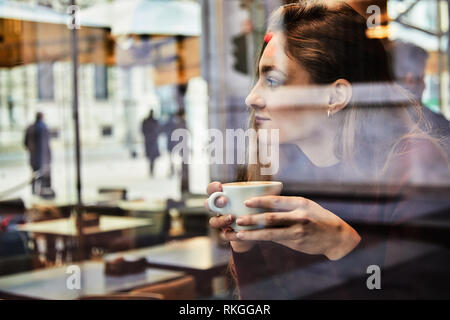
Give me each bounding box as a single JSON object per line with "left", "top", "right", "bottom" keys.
{"left": 0, "top": 0, "right": 450, "bottom": 300}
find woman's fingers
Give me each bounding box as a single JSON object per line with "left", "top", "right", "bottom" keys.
{"left": 204, "top": 181, "right": 227, "bottom": 212}
{"left": 236, "top": 211, "right": 306, "bottom": 227}
{"left": 236, "top": 228, "right": 286, "bottom": 241}
{"left": 204, "top": 196, "right": 228, "bottom": 212}
{"left": 245, "top": 195, "right": 309, "bottom": 211}
{"left": 236, "top": 225, "right": 303, "bottom": 241}
{"left": 206, "top": 181, "right": 222, "bottom": 195}
{"left": 221, "top": 229, "right": 239, "bottom": 241}
{"left": 209, "top": 214, "right": 235, "bottom": 229}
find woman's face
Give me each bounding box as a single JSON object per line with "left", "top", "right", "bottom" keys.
{"left": 245, "top": 33, "right": 330, "bottom": 144}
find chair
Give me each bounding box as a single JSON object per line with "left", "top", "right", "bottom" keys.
{"left": 129, "top": 210, "right": 171, "bottom": 248}
{"left": 0, "top": 198, "right": 26, "bottom": 215}
{"left": 130, "top": 275, "right": 197, "bottom": 300}
{"left": 98, "top": 188, "right": 127, "bottom": 203}
{"left": 79, "top": 292, "right": 163, "bottom": 300}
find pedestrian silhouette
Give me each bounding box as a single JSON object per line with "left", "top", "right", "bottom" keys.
{"left": 141, "top": 110, "right": 161, "bottom": 177}
{"left": 7, "top": 95, "right": 14, "bottom": 127}
{"left": 163, "top": 109, "right": 189, "bottom": 191}
{"left": 162, "top": 112, "right": 184, "bottom": 176}
{"left": 24, "top": 112, "right": 55, "bottom": 198}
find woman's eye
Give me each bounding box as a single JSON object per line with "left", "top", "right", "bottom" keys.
{"left": 266, "top": 77, "right": 281, "bottom": 88}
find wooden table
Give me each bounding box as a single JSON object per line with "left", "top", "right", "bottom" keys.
{"left": 106, "top": 236, "right": 231, "bottom": 297}
{"left": 0, "top": 261, "right": 184, "bottom": 300}
{"left": 17, "top": 215, "right": 154, "bottom": 262}
{"left": 17, "top": 215, "right": 153, "bottom": 236}
{"left": 117, "top": 199, "right": 167, "bottom": 212}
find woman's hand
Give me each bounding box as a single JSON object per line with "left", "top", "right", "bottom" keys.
{"left": 204, "top": 182, "right": 256, "bottom": 253}
{"left": 235, "top": 195, "right": 361, "bottom": 260}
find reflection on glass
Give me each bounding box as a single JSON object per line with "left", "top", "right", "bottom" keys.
{"left": 0, "top": 0, "right": 449, "bottom": 301}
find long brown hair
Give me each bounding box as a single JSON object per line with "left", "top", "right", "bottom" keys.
{"left": 245, "top": 0, "right": 440, "bottom": 183}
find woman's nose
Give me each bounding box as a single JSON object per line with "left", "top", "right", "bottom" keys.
{"left": 245, "top": 90, "right": 265, "bottom": 110}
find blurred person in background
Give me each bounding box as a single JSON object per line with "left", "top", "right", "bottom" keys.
{"left": 175, "top": 108, "right": 189, "bottom": 193}
{"left": 7, "top": 95, "right": 15, "bottom": 127}
{"left": 175, "top": 84, "right": 190, "bottom": 193}
{"left": 387, "top": 39, "right": 450, "bottom": 157}
{"left": 163, "top": 108, "right": 189, "bottom": 192}
{"left": 24, "top": 112, "right": 55, "bottom": 198}
{"left": 163, "top": 111, "right": 184, "bottom": 177}
{"left": 142, "top": 110, "right": 161, "bottom": 177}
{"left": 206, "top": 0, "right": 450, "bottom": 299}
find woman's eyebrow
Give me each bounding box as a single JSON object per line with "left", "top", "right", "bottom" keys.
{"left": 260, "top": 65, "right": 287, "bottom": 77}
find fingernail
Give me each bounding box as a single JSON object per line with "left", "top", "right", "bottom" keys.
{"left": 217, "top": 198, "right": 224, "bottom": 206}
{"left": 227, "top": 215, "right": 233, "bottom": 222}
{"left": 236, "top": 218, "right": 243, "bottom": 225}
{"left": 236, "top": 232, "right": 243, "bottom": 239}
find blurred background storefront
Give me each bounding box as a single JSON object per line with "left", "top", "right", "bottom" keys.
{"left": 0, "top": 0, "right": 209, "bottom": 207}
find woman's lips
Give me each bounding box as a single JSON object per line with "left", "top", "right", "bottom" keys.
{"left": 255, "top": 115, "right": 271, "bottom": 125}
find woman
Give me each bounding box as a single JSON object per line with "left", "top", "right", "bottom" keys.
{"left": 205, "top": 1, "right": 450, "bottom": 299}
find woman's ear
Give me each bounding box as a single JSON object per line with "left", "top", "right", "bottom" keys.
{"left": 328, "top": 79, "right": 352, "bottom": 115}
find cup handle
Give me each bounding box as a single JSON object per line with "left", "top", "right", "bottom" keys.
{"left": 208, "top": 192, "right": 227, "bottom": 215}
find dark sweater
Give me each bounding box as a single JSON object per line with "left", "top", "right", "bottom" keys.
{"left": 231, "top": 138, "right": 450, "bottom": 299}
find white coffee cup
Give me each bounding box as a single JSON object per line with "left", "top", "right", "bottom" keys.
{"left": 208, "top": 181, "right": 283, "bottom": 231}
